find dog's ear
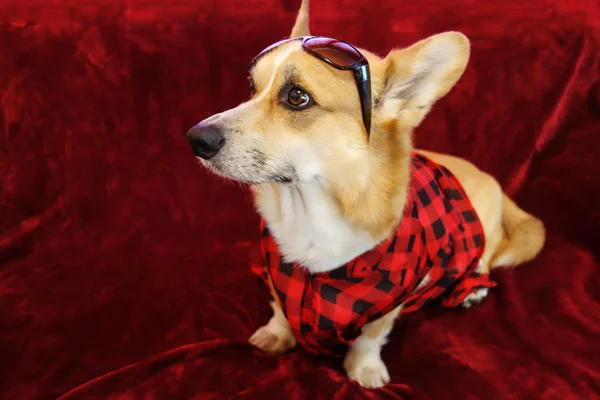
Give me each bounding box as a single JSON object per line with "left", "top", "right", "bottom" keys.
{"left": 290, "top": 0, "right": 310, "bottom": 38}
{"left": 376, "top": 32, "right": 470, "bottom": 127}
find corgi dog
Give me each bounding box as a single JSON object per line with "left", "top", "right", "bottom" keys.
{"left": 186, "top": 0, "right": 545, "bottom": 389}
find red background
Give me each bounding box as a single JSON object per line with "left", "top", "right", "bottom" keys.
{"left": 1, "top": 0, "right": 600, "bottom": 398}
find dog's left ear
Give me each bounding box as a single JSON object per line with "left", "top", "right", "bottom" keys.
{"left": 376, "top": 32, "right": 470, "bottom": 127}
{"left": 290, "top": 0, "right": 310, "bottom": 37}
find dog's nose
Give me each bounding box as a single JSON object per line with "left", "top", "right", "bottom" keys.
{"left": 186, "top": 123, "right": 226, "bottom": 160}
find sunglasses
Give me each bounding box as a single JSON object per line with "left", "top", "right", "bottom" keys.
{"left": 249, "top": 36, "right": 372, "bottom": 136}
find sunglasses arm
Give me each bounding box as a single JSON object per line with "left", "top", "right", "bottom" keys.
{"left": 352, "top": 64, "right": 372, "bottom": 136}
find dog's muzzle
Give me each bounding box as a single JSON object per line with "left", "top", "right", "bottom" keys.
{"left": 186, "top": 123, "right": 225, "bottom": 160}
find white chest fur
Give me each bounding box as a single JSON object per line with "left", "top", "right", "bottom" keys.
{"left": 253, "top": 181, "right": 379, "bottom": 273}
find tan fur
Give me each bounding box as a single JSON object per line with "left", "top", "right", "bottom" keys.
{"left": 290, "top": 0, "right": 310, "bottom": 38}
{"left": 492, "top": 194, "right": 546, "bottom": 267}
{"left": 192, "top": 0, "right": 546, "bottom": 388}
{"left": 328, "top": 118, "right": 412, "bottom": 240}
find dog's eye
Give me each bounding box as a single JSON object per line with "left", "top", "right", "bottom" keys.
{"left": 287, "top": 87, "right": 311, "bottom": 108}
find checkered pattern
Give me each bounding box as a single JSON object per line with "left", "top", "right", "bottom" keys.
{"left": 251, "top": 153, "right": 496, "bottom": 357}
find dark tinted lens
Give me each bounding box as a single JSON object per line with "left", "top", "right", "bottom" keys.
{"left": 303, "top": 37, "right": 363, "bottom": 67}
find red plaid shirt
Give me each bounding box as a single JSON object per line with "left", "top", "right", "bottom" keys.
{"left": 251, "top": 153, "right": 496, "bottom": 356}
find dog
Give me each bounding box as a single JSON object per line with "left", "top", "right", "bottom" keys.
{"left": 186, "top": 0, "right": 545, "bottom": 388}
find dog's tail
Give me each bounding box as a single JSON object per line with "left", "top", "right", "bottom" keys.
{"left": 491, "top": 194, "right": 545, "bottom": 268}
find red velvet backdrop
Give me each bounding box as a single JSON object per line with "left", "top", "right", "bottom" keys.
{"left": 1, "top": 0, "right": 600, "bottom": 398}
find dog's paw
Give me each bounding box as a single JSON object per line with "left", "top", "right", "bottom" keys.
{"left": 248, "top": 325, "right": 296, "bottom": 355}
{"left": 462, "top": 288, "right": 489, "bottom": 308}
{"left": 345, "top": 355, "right": 390, "bottom": 389}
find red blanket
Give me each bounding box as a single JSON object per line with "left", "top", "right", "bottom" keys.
{"left": 1, "top": 0, "right": 599, "bottom": 398}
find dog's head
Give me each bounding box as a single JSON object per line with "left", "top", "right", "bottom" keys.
{"left": 187, "top": 0, "right": 470, "bottom": 186}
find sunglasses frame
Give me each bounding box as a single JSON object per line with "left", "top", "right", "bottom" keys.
{"left": 248, "top": 36, "right": 372, "bottom": 136}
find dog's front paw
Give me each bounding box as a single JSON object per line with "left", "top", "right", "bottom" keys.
{"left": 344, "top": 353, "right": 390, "bottom": 389}
{"left": 462, "top": 288, "right": 489, "bottom": 308}
{"left": 249, "top": 325, "right": 296, "bottom": 355}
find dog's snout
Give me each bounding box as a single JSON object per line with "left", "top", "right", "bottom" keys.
{"left": 186, "top": 123, "right": 226, "bottom": 160}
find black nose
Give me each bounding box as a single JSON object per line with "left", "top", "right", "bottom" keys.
{"left": 186, "top": 123, "right": 226, "bottom": 160}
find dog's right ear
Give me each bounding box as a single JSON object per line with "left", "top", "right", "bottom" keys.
{"left": 376, "top": 32, "right": 470, "bottom": 129}
{"left": 290, "top": 0, "right": 310, "bottom": 38}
